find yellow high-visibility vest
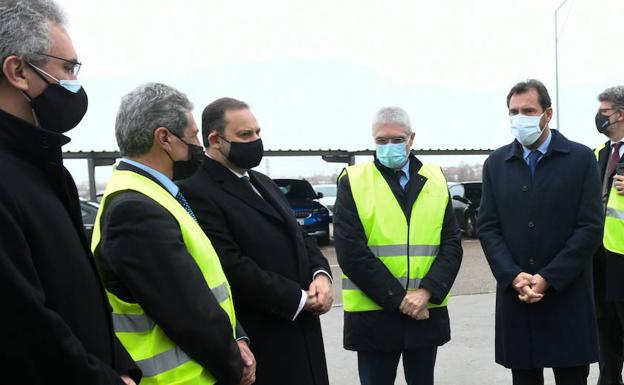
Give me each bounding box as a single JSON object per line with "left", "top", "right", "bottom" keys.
{"left": 341, "top": 162, "right": 449, "bottom": 312}
{"left": 595, "top": 144, "right": 624, "bottom": 254}
{"left": 92, "top": 169, "right": 236, "bottom": 385}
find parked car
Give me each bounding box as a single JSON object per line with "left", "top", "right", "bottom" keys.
{"left": 80, "top": 199, "right": 100, "bottom": 242}
{"left": 448, "top": 181, "right": 482, "bottom": 238}
{"left": 273, "top": 178, "right": 331, "bottom": 246}
{"left": 312, "top": 183, "right": 337, "bottom": 214}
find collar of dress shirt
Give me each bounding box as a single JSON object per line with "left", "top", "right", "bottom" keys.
{"left": 610, "top": 140, "right": 624, "bottom": 157}
{"left": 399, "top": 158, "right": 410, "bottom": 180}
{"left": 522, "top": 129, "right": 552, "bottom": 160}
{"left": 120, "top": 158, "right": 179, "bottom": 196}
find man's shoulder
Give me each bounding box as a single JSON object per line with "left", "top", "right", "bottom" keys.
{"left": 249, "top": 169, "right": 272, "bottom": 183}
{"left": 487, "top": 142, "right": 514, "bottom": 161}
{"left": 104, "top": 190, "right": 170, "bottom": 222}
{"left": 564, "top": 138, "right": 593, "bottom": 155}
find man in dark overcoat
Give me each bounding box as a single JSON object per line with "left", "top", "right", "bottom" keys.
{"left": 478, "top": 79, "right": 604, "bottom": 385}
{"left": 0, "top": 1, "right": 139, "bottom": 384}
{"left": 179, "top": 97, "right": 333, "bottom": 385}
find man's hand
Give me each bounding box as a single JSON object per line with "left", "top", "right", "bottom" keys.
{"left": 307, "top": 274, "right": 333, "bottom": 315}
{"left": 237, "top": 340, "right": 256, "bottom": 385}
{"left": 120, "top": 374, "right": 136, "bottom": 385}
{"left": 399, "top": 288, "right": 431, "bottom": 320}
{"left": 513, "top": 272, "right": 544, "bottom": 304}
{"left": 303, "top": 291, "right": 317, "bottom": 310}
{"left": 530, "top": 274, "right": 549, "bottom": 294}
{"left": 615, "top": 174, "right": 624, "bottom": 195}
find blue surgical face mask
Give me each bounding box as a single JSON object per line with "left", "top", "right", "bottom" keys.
{"left": 376, "top": 143, "right": 408, "bottom": 169}
{"left": 510, "top": 113, "right": 545, "bottom": 146}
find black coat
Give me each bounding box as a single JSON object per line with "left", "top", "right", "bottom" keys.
{"left": 0, "top": 109, "right": 140, "bottom": 384}
{"left": 477, "top": 130, "right": 604, "bottom": 369}
{"left": 333, "top": 155, "right": 463, "bottom": 352}
{"left": 178, "top": 156, "right": 331, "bottom": 385}
{"left": 593, "top": 140, "right": 624, "bottom": 302}
{"left": 94, "top": 161, "right": 246, "bottom": 385}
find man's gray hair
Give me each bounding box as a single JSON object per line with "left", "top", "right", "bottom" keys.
{"left": 372, "top": 106, "right": 412, "bottom": 135}
{"left": 0, "top": 0, "right": 66, "bottom": 78}
{"left": 598, "top": 86, "right": 624, "bottom": 110}
{"left": 115, "top": 83, "right": 194, "bottom": 157}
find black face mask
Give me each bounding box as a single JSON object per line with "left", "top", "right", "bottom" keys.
{"left": 596, "top": 110, "right": 620, "bottom": 135}
{"left": 220, "top": 137, "right": 264, "bottom": 170}
{"left": 23, "top": 64, "right": 88, "bottom": 134}
{"left": 172, "top": 141, "right": 204, "bottom": 181}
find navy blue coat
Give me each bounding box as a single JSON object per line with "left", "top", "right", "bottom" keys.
{"left": 477, "top": 130, "right": 603, "bottom": 369}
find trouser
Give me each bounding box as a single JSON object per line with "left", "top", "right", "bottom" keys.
{"left": 511, "top": 365, "right": 589, "bottom": 385}
{"left": 596, "top": 301, "right": 624, "bottom": 385}
{"left": 357, "top": 347, "right": 437, "bottom": 385}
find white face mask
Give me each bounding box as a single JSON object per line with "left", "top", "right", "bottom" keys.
{"left": 510, "top": 113, "right": 545, "bottom": 146}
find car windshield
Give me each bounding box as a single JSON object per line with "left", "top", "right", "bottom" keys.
{"left": 274, "top": 179, "right": 318, "bottom": 200}
{"left": 314, "top": 185, "right": 336, "bottom": 197}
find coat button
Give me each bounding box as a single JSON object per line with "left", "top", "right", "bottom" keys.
{"left": 529, "top": 258, "right": 535, "bottom": 265}
{"left": 528, "top": 221, "right": 535, "bottom": 228}
{"left": 522, "top": 185, "right": 529, "bottom": 192}
{"left": 39, "top": 137, "right": 49, "bottom": 148}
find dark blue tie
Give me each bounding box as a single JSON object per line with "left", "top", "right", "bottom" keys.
{"left": 175, "top": 191, "right": 198, "bottom": 222}
{"left": 528, "top": 150, "right": 541, "bottom": 179}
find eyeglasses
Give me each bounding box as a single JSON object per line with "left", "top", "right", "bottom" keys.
{"left": 374, "top": 137, "right": 407, "bottom": 145}
{"left": 38, "top": 53, "right": 82, "bottom": 76}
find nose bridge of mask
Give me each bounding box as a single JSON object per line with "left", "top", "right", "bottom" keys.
{"left": 58, "top": 80, "right": 82, "bottom": 93}
{"left": 511, "top": 113, "right": 544, "bottom": 127}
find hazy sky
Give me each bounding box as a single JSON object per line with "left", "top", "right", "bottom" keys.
{"left": 55, "top": 0, "right": 624, "bottom": 183}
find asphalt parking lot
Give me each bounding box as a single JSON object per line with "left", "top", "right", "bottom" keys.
{"left": 319, "top": 237, "right": 599, "bottom": 385}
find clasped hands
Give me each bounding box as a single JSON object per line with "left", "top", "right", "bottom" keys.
{"left": 399, "top": 288, "right": 431, "bottom": 320}
{"left": 513, "top": 272, "right": 549, "bottom": 304}
{"left": 304, "top": 274, "right": 333, "bottom": 315}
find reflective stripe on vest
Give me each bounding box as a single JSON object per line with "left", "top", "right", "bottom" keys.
{"left": 595, "top": 143, "right": 624, "bottom": 255}
{"left": 92, "top": 169, "right": 236, "bottom": 385}
{"left": 341, "top": 162, "right": 449, "bottom": 312}
{"left": 111, "top": 283, "right": 230, "bottom": 333}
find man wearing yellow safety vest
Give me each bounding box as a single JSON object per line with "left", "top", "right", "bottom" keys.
{"left": 593, "top": 86, "right": 624, "bottom": 385}
{"left": 334, "top": 106, "right": 463, "bottom": 385}
{"left": 92, "top": 83, "right": 256, "bottom": 385}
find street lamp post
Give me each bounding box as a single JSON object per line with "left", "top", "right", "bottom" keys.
{"left": 554, "top": 0, "right": 569, "bottom": 131}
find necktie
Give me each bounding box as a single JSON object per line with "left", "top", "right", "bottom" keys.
{"left": 241, "top": 175, "right": 253, "bottom": 189}
{"left": 175, "top": 191, "right": 198, "bottom": 222}
{"left": 606, "top": 142, "right": 623, "bottom": 177}
{"left": 395, "top": 170, "right": 407, "bottom": 190}
{"left": 241, "top": 176, "right": 262, "bottom": 198}
{"left": 527, "top": 150, "right": 541, "bottom": 179}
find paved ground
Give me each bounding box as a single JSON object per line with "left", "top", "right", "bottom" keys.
{"left": 319, "top": 237, "right": 600, "bottom": 384}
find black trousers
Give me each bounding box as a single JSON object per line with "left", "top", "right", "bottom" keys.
{"left": 357, "top": 347, "right": 437, "bottom": 385}
{"left": 511, "top": 366, "right": 589, "bottom": 385}
{"left": 596, "top": 301, "right": 624, "bottom": 385}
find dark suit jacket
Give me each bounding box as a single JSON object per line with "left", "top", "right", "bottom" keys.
{"left": 594, "top": 140, "right": 624, "bottom": 302}
{"left": 333, "top": 155, "right": 463, "bottom": 352}
{"left": 178, "top": 156, "right": 331, "bottom": 385}
{"left": 94, "top": 161, "right": 245, "bottom": 385}
{"left": 0, "top": 109, "right": 140, "bottom": 385}
{"left": 478, "top": 130, "right": 603, "bottom": 369}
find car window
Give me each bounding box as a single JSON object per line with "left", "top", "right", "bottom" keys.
{"left": 449, "top": 184, "right": 465, "bottom": 197}
{"left": 314, "top": 185, "right": 336, "bottom": 197}
{"left": 274, "top": 180, "right": 317, "bottom": 200}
